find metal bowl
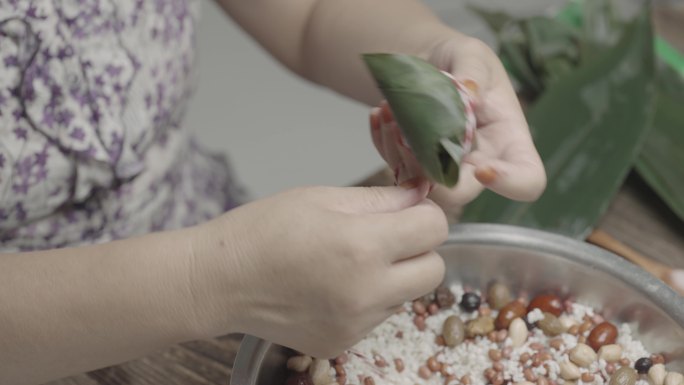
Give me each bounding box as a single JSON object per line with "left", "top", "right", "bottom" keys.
{"left": 231, "top": 224, "right": 684, "bottom": 385}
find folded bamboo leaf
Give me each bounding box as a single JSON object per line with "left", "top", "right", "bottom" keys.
{"left": 461, "top": 7, "right": 656, "bottom": 239}
{"left": 362, "top": 54, "right": 472, "bottom": 187}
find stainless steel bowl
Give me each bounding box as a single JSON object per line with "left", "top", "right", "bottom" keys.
{"left": 231, "top": 224, "right": 684, "bottom": 385}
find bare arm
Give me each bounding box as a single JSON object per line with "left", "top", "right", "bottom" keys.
{"left": 215, "top": 0, "right": 464, "bottom": 105}
{"left": 0, "top": 226, "right": 239, "bottom": 385}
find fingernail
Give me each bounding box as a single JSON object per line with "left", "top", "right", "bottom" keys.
{"left": 475, "top": 166, "right": 497, "bottom": 185}
{"left": 462, "top": 79, "right": 479, "bottom": 96}
{"left": 399, "top": 177, "right": 420, "bottom": 190}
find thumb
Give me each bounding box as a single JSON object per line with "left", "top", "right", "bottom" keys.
{"left": 334, "top": 179, "right": 430, "bottom": 214}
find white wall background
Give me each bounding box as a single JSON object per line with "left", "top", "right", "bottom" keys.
{"left": 186, "top": 0, "right": 563, "bottom": 199}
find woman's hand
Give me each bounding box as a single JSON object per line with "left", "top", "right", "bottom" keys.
{"left": 194, "top": 184, "right": 447, "bottom": 358}
{"left": 370, "top": 36, "right": 546, "bottom": 214}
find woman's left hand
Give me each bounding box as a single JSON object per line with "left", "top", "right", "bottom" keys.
{"left": 369, "top": 36, "right": 546, "bottom": 214}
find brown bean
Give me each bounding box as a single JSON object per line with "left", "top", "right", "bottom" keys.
{"left": 488, "top": 282, "right": 513, "bottom": 310}
{"left": 539, "top": 352, "right": 553, "bottom": 362}
{"left": 335, "top": 365, "right": 346, "bottom": 377}
{"left": 530, "top": 343, "right": 545, "bottom": 351}
{"left": 337, "top": 375, "right": 346, "bottom": 385}
{"left": 479, "top": 306, "right": 492, "bottom": 317}
{"left": 520, "top": 353, "right": 532, "bottom": 364}
{"left": 652, "top": 354, "right": 666, "bottom": 365}
{"left": 374, "top": 355, "right": 387, "bottom": 368}
{"left": 538, "top": 312, "right": 565, "bottom": 336}
{"left": 461, "top": 375, "right": 472, "bottom": 385}
{"left": 488, "top": 331, "right": 498, "bottom": 342}
{"left": 335, "top": 354, "right": 348, "bottom": 365}
{"left": 428, "top": 357, "right": 441, "bottom": 372}
{"left": 429, "top": 303, "right": 440, "bottom": 315}
{"left": 606, "top": 363, "right": 616, "bottom": 375}
{"left": 436, "top": 335, "right": 447, "bottom": 346}
{"left": 392, "top": 358, "right": 404, "bottom": 373}
{"left": 444, "top": 375, "right": 457, "bottom": 385}
{"left": 413, "top": 300, "right": 427, "bottom": 315}
{"left": 441, "top": 365, "right": 451, "bottom": 377}
{"left": 528, "top": 294, "right": 564, "bottom": 317}
{"left": 395, "top": 331, "right": 403, "bottom": 339}
{"left": 609, "top": 366, "right": 637, "bottom": 385}
{"left": 578, "top": 336, "right": 587, "bottom": 344}
{"left": 496, "top": 330, "right": 508, "bottom": 342}
{"left": 363, "top": 377, "right": 375, "bottom": 385}
{"left": 436, "top": 286, "right": 456, "bottom": 308}
{"left": 587, "top": 322, "right": 618, "bottom": 351}
{"left": 568, "top": 325, "right": 580, "bottom": 336}
{"left": 532, "top": 354, "right": 543, "bottom": 367}
{"left": 525, "top": 368, "right": 538, "bottom": 382}
{"left": 579, "top": 321, "right": 593, "bottom": 335}
{"left": 496, "top": 301, "right": 527, "bottom": 330}
{"left": 493, "top": 373, "right": 505, "bottom": 385}
{"left": 620, "top": 358, "right": 630, "bottom": 367}
{"left": 550, "top": 339, "right": 564, "bottom": 350}
{"left": 484, "top": 368, "right": 497, "bottom": 380}
{"left": 419, "top": 366, "right": 432, "bottom": 379}
{"left": 493, "top": 362, "right": 504, "bottom": 372}
{"left": 538, "top": 378, "right": 549, "bottom": 385}
{"left": 466, "top": 316, "right": 495, "bottom": 337}
{"left": 582, "top": 373, "right": 595, "bottom": 383}
{"left": 414, "top": 315, "right": 426, "bottom": 331}
{"left": 489, "top": 349, "right": 502, "bottom": 361}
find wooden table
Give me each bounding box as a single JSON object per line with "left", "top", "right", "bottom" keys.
{"left": 48, "top": 7, "right": 684, "bottom": 385}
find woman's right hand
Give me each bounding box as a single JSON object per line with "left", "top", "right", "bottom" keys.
{"left": 192, "top": 184, "right": 448, "bottom": 358}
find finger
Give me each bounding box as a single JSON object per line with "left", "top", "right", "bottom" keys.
{"left": 381, "top": 122, "right": 406, "bottom": 182}
{"left": 356, "top": 199, "right": 448, "bottom": 262}
{"left": 370, "top": 107, "right": 383, "bottom": 156}
{"left": 332, "top": 185, "right": 429, "bottom": 214}
{"left": 427, "top": 161, "right": 484, "bottom": 208}
{"left": 467, "top": 147, "right": 546, "bottom": 201}
{"left": 385, "top": 251, "right": 446, "bottom": 306}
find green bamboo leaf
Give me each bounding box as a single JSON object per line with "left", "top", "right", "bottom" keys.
{"left": 635, "top": 74, "right": 684, "bottom": 221}
{"left": 466, "top": 5, "right": 515, "bottom": 35}
{"left": 362, "top": 53, "right": 470, "bottom": 187}
{"left": 581, "top": 0, "right": 621, "bottom": 58}
{"left": 461, "top": 6, "right": 656, "bottom": 239}
{"left": 524, "top": 17, "right": 580, "bottom": 69}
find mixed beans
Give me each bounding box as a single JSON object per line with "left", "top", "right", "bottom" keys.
{"left": 283, "top": 283, "right": 679, "bottom": 385}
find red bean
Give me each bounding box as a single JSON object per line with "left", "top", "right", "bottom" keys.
{"left": 587, "top": 322, "right": 618, "bottom": 351}
{"left": 528, "top": 294, "right": 564, "bottom": 317}
{"left": 495, "top": 301, "right": 527, "bottom": 330}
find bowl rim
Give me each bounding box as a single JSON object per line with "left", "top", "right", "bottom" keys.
{"left": 230, "top": 223, "right": 684, "bottom": 385}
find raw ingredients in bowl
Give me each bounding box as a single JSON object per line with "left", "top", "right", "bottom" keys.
{"left": 283, "top": 283, "right": 681, "bottom": 385}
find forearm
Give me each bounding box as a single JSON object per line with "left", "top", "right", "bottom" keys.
{"left": 217, "top": 0, "right": 465, "bottom": 105}
{"left": 300, "top": 0, "right": 462, "bottom": 104}
{"left": 0, "top": 225, "right": 236, "bottom": 385}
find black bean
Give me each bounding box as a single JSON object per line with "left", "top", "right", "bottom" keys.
{"left": 459, "top": 292, "right": 481, "bottom": 312}
{"left": 634, "top": 357, "right": 653, "bottom": 374}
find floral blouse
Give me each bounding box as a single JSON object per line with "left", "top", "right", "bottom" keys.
{"left": 0, "top": 0, "right": 245, "bottom": 251}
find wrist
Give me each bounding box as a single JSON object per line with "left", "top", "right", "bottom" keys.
{"left": 181, "top": 212, "right": 256, "bottom": 339}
